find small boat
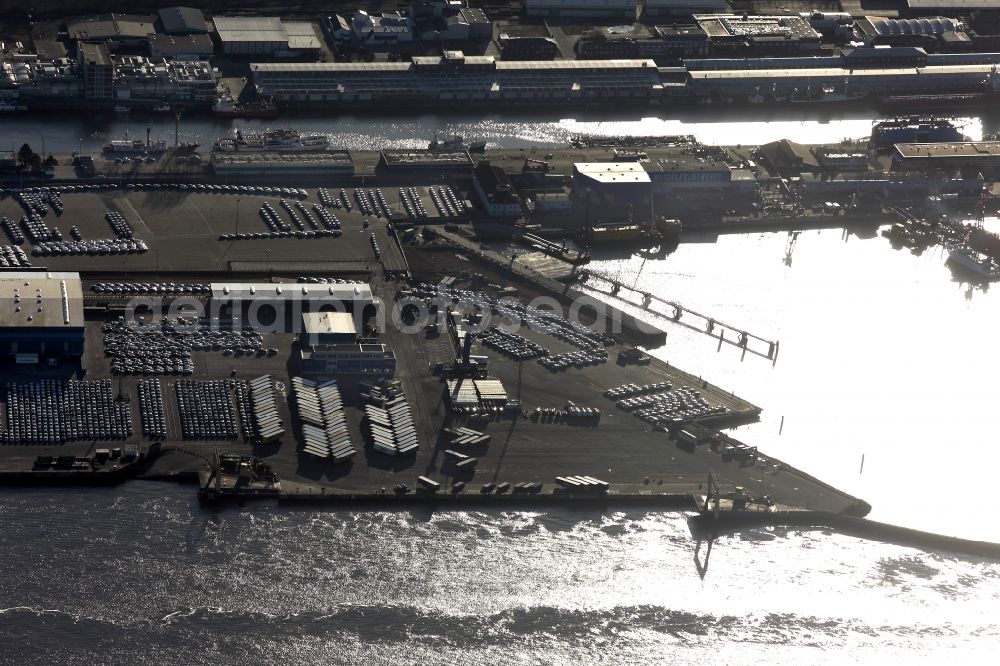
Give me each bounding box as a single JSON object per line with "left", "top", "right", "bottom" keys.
{"left": 0, "top": 100, "right": 27, "bottom": 113}
{"left": 946, "top": 246, "right": 1000, "bottom": 281}
{"left": 114, "top": 105, "right": 130, "bottom": 114}
{"left": 151, "top": 103, "right": 173, "bottom": 113}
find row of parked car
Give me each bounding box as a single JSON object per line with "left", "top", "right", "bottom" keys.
{"left": 92, "top": 282, "right": 211, "bottom": 295}
{"left": 479, "top": 326, "right": 548, "bottom": 361}
{"left": 538, "top": 347, "right": 608, "bottom": 372}
{"left": 126, "top": 182, "right": 308, "bottom": 199}
{"left": 604, "top": 382, "right": 672, "bottom": 400}
{"left": 0, "top": 379, "right": 133, "bottom": 444}
{"left": 32, "top": 238, "right": 147, "bottom": 257}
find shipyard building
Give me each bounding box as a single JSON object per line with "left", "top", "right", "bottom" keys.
{"left": 0, "top": 272, "right": 85, "bottom": 364}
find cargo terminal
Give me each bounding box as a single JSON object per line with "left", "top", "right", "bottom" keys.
{"left": 0, "top": 174, "right": 870, "bottom": 515}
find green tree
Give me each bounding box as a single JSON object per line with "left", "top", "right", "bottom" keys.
{"left": 43, "top": 154, "right": 58, "bottom": 168}
{"left": 17, "top": 142, "right": 34, "bottom": 166}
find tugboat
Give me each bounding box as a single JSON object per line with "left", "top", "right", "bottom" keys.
{"left": 429, "top": 132, "right": 486, "bottom": 152}
{"left": 213, "top": 86, "right": 279, "bottom": 119}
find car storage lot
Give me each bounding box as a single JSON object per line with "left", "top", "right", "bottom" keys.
{"left": 0, "top": 186, "right": 407, "bottom": 274}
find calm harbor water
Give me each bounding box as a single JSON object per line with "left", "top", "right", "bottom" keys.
{"left": 0, "top": 109, "right": 986, "bottom": 153}
{"left": 1, "top": 112, "right": 999, "bottom": 662}
{"left": 0, "top": 484, "right": 997, "bottom": 665}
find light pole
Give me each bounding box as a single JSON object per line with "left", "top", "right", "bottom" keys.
{"left": 235, "top": 197, "right": 240, "bottom": 235}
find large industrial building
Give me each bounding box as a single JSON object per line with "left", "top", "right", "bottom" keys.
{"left": 694, "top": 13, "right": 823, "bottom": 54}
{"left": 212, "top": 16, "right": 320, "bottom": 57}
{"left": 66, "top": 14, "right": 156, "bottom": 51}
{"left": 892, "top": 141, "right": 1000, "bottom": 171}
{"left": 523, "top": 0, "right": 638, "bottom": 20}
{"left": 473, "top": 161, "right": 522, "bottom": 217}
{"left": 250, "top": 52, "right": 663, "bottom": 106}
{"left": 572, "top": 162, "right": 651, "bottom": 205}
{"left": 298, "top": 311, "right": 396, "bottom": 376}
{"left": 646, "top": 0, "right": 725, "bottom": 16}
{"left": 0, "top": 272, "right": 85, "bottom": 364}
{"left": 646, "top": 155, "right": 754, "bottom": 191}
{"left": 210, "top": 282, "right": 378, "bottom": 332}
{"left": 155, "top": 6, "right": 209, "bottom": 35}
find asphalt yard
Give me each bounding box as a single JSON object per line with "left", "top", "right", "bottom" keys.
{"left": 0, "top": 188, "right": 416, "bottom": 274}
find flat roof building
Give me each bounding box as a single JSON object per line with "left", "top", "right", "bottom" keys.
{"left": 213, "top": 16, "right": 288, "bottom": 56}
{"left": 302, "top": 311, "right": 359, "bottom": 345}
{"left": 283, "top": 22, "right": 323, "bottom": 54}
{"left": 211, "top": 281, "right": 374, "bottom": 304}
{"left": 694, "top": 13, "right": 822, "bottom": 53}
{"left": 893, "top": 141, "right": 1000, "bottom": 170}
{"left": 156, "top": 7, "right": 209, "bottom": 35}
{"left": 524, "top": 0, "right": 638, "bottom": 20}
{"left": 300, "top": 344, "right": 397, "bottom": 376}
{"left": 646, "top": 0, "right": 726, "bottom": 16}
{"left": 250, "top": 56, "right": 663, "bottom": 107}
{"left": 473, "top": 161, "right": 522, "bottom": 217}
{"left": 646, "top": 156, "right": 736, "bottom": 189}
{"left": 573, "top": 162, "right": 651, "bottom": 205}
{"left": 67, "top": 14, "right": 155, "bottom": 49}
{"left": 79, "top": 42, "right": 114, "bottom": 101}
{"left": 148, "top": 34, "right": 214, "bottom": 59}
{"left": 0, "top": 272, "right": 85, "bottom": 361}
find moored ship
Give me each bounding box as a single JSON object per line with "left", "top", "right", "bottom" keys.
{"left": 213, "top": 87, "right": 279, "bottom": 119}
{"left": 946, "top": 246, "right": 1000, "bottom": 281}
{"left": 429, "top": 133, "right": 486, "bottom": 152}
{"left": 211, "top": 128, "right": 330, "bottom": 152}
{"left": 879, "top": 65, "right": 1000, "bottom": 110}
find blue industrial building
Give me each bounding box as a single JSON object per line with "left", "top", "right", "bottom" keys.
{"left": 0, "top": 272, "right": 85, "bottom": 364}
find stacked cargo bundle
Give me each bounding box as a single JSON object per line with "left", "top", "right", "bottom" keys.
{"left": 363, "top": 394, "right": 418, "bottom": 456}
{"left": 443, "top": 426, "right": 491, "bottom": 447}
{"left": 555, "top": 476, "right": 610, "bottom": 493}
{"left": 474, "top": 379, "right": 507, "bottom": 405}
{"left": 444, "top": 448, "right": 478, "bottom": 473}
{"left": 290, "top": 377, "right": 356, "bottom": 463}
{"left": 249, "top": 375, "right": 284, "bottom": 444}
{"left": 445, "top": 379, "right": 479, "bottom": 411}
